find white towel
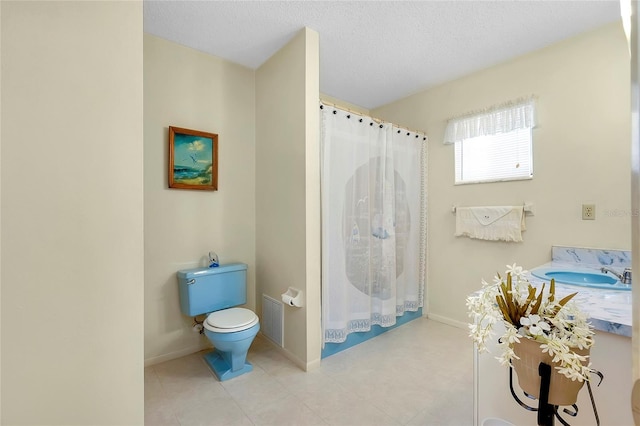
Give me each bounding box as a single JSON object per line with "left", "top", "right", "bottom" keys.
{"left": 455, "top": 206, "right": 526, "bottom": 242}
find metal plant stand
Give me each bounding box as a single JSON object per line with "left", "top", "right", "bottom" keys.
{"left": 509, "top": 362, "right": 603, "bottom": 426}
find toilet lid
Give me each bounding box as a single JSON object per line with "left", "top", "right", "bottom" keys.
{"left": 205, "top": 308, "right": 257, "bottom": 331}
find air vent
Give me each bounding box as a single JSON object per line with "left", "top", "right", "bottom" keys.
{"left": 261, "top": 294, "right": 283, "bottom": 346}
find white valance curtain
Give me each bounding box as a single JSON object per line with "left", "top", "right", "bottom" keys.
{"left": 443, "top": 97, "right": 536, "bottom": 144}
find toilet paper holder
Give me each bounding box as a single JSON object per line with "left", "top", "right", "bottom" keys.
{"left": 281, "top": 287, "right": 303, "bottom": 307}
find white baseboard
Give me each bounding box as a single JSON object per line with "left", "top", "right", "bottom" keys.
{"left": 144, "top": 343, "right": 210, "bottom": 367}
{"left": 425, "top": 313, "right": 468, "bottom": 330}
{"left": 259, "top": 332, "right": 319, "bottom": 371}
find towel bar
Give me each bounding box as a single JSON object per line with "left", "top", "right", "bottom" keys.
{"left": 451, "top": 203, "right": 535, "bottom": 216}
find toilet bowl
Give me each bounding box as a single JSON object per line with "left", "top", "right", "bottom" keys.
{"left": 202, "top": 308, "right": 260, "bottom": 381}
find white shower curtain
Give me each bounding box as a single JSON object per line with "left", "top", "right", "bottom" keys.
{"left": 321, "top": 105, "right": 426, "bottom": 344}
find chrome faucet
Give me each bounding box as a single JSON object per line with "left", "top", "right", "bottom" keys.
{"left": 601, "top": 266, "right": 632, "bottom": 284}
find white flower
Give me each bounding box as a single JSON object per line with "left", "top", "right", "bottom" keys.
{"left": 556, "top": 365, "right": 583, "bottom": 381}
{"left": 503, "top": 324, "right": 522, "bottom": 344}
{"left": 520, "top": 314, "right": 551, "bottom": 336}
{"left": 506, "top": 263, "right": 529, "bottom": 279}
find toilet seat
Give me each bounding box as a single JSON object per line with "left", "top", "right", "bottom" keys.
{"left": 204, "top": 308, "right": 259, "bottom": 333}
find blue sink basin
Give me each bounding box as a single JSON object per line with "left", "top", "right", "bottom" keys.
{"left": 531, "top": 268, "right": 631, "bottom": 291}
{"left": 545, "top": 271, "right": 617, "bottom": 285}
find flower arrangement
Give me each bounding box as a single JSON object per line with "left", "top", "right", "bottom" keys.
{"left": 466, "top": 264, "right": 594, "bottom": 382}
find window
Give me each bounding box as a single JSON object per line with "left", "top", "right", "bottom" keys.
{"left": 454, "top": 127, "right": 533, "bottom": 184}
{"left": 444, "top": 97, "right": 536, "bottom": 185}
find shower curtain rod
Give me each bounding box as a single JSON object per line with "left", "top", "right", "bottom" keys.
{"left": 320, "top": 101, "right": 428, "bottom": 141}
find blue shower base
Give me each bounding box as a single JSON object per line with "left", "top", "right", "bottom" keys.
{"left": 321, "top": 308, "right": 423, "bottom": 359}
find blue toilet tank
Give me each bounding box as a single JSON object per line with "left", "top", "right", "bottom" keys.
{"left": 177, "top": 263, "right": 248, "bottom": 316}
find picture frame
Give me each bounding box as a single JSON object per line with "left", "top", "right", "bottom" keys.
{"left": 168, "top": 126, "right": 218, "bottom": 191}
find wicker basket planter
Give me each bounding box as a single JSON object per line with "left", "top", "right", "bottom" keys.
{"left": 512, "top": 337, "right": 590, "bottom": 406}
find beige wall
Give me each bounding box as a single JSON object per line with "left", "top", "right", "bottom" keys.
{"left": 1, "top": 2, "right": 4, "bottom": 420}
{"left": 1, "top": 2, "right": 144, "bottom": 424}
{"left": 144, "top": 35, "right": 256, "bottom": 364}
{"left": 256, "top": 28, "right": 322, "bottom": 368}
{"left": 630, "top": 1, "right": 640, "bottom": 384}
{"left": 373, "top": 22, "right": 630, "bottom": 327}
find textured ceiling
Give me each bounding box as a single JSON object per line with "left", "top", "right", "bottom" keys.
{"left": 144, "top": 1, "right": 621, "bottom": 109}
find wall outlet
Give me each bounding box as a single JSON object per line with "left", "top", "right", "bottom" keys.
{"left": 582, "top": 204, "right": 596, "bottom": 220}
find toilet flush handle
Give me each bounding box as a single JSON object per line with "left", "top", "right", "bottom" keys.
{"left": 186, "top": 278, "right": 196, "bottom": 285}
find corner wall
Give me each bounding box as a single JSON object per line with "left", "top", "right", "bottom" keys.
{"left": 630, "top": 0, "right": 640, "bottom": 384}
{"left": 0, "top": 1, "right": 4, "bottom": 420}
{"left": 373, "top": 22, "right": 630, "bottom": 327}
{"left": 144, "top": 34, "right": 256, "bottom": 365}
{"left": 1, "top": 2, "right": 144, "bottom": 424}
{"left": 256, "top": 28, "right": 321, "bottom": 368}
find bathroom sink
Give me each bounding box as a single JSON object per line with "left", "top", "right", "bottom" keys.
{"left": 531, "top": 268, "right": 631, "bottom": 291}
{"left": 545, "top": 271, "right": 617, "bottom": 285}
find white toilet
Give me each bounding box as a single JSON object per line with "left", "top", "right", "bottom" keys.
{"left": 177, "top": 263, "right": 259, "bottom": 381}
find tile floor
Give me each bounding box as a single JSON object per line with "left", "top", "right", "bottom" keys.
{"left": 145, "top": 318, "right": 474, "bottom": 426}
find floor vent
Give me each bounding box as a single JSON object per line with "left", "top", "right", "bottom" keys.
{"left": 261, "top": 294, "right": 284, "bottom": 346}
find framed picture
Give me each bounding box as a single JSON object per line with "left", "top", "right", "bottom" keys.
{"left": 169, "top": 126, "right": 218, "bottom": 191}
